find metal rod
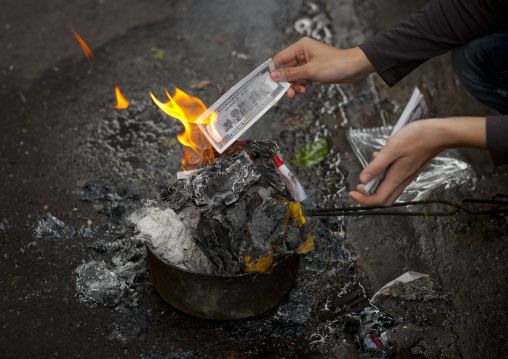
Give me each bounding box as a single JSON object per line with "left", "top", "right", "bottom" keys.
{"left": 305, "top": 195, "right": 508, "bottom": 217}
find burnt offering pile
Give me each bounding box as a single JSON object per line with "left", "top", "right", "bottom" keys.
{"left": 129, "top": 139, "right": 313, "bottom": 276}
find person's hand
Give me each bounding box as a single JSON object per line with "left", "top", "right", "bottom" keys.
{"left": 348, "top": 117, "right": 487, "bottom": 206}
{"left": 270, "top": 37, "right": 375, "bottom": 99}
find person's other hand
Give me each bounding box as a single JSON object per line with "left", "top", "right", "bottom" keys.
{"left": 348, "top": 117, "right": 487, "bottom": 206}
{"left": 270, "top": 37, "right": 374, "bottom": 99}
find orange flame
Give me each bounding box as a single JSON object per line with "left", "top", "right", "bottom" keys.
{"left": 150, "top": 87, "right": 214, "bottom": 171}
{"left": 113, "top": 86, "right": 129, "bottom": 109}
{"left": 207, "top": 112, "right": 222, "bottom": 140}
{"left": 70, "top": 23, "right": 94, "bottom": 62}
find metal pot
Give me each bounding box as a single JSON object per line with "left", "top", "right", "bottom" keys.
{"left": 146, "top": 243, "right": 300, "bottom": 320}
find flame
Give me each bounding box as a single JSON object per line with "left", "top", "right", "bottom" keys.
{"left": 70, "top": 23, "right": 94, "bottom": 62}
{"left": 150, "top": 87, "right": 214, "bottom": 171}
{"left": 113, "top": 86, "right": 129, "bottom": 109}
{"left": 207, "top": 112, "right": 222, "bottom": 141}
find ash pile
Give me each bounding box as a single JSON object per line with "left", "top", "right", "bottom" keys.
{"left": 129, "top": 139, "right": 314, "bottom": 276}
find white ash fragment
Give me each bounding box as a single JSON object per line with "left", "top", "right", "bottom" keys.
{"left": 75, "top": 260, "right": 125, "bottom": 307}
{"left": 128, "top": 202, "right": 215, "bottom": 274}
{"left": 33, "top": 212, "right": 76, "bottom": 240}
{"left": 74, "top": 218, "right": 150, "bottom": 308}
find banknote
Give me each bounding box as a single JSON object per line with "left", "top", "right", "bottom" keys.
{"left": 196, "top": 59, "right": 290, "bottom": 153}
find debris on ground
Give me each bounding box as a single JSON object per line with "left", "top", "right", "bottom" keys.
{"left": 33, "top": 212, "right": 76, "bottom": 240}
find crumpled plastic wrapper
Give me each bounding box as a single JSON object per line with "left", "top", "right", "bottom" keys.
{"left": 347, "top": 126, "right": 476, "bottom": 202}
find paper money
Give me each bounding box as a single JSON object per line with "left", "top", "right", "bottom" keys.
{"left": 364, "top": 87, "right": 428, "bottom": 196}
{"left": 196, "top": 59, "right": 290, "bottom": 154}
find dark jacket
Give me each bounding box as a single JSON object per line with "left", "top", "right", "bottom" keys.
{"left": 359, "top": 0, "right": 508, "bottom": 165}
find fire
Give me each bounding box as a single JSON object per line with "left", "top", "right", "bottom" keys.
{"left": 70, "top": 23, "right": 94, "bottom": 62}
{"left": 113, "top": 86, "right": 129, "bottom": 109}
{"left": 150, "top": 87, "right": 214, "bottom": 171}
{"left": 207, "top": 112, "right": 222, "bottom": 141}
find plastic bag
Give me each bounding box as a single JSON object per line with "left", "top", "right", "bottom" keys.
{"left": 347, "top": 126, "right": 475, "bottom": 202}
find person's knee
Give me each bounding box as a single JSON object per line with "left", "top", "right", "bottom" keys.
{"left": 453, "top": 32, "right": 508, "bottom": 86}
{"left": 451, "top": 39, "right": 485, "bottom": 89}
{"left": 451, "top": 31, "right": 508, "bottom": 113}
{"left": 450, "top": 43, "right": 471, "bottom": 75}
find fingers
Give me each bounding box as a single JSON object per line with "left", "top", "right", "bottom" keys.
{"left": 273, "top": 74, "right": 309, "bottom": 99}
{"left": 272, "top": 37, "right": 311, "bottom": 68}
{"left": 286, "top": 87, "right": 296, "bottom": 100}
{"left": 296, "top": 52, "right": 307, "bottom": 66}
{"left": 350, "top": 148, "right": 408, "bottom": 206}
{"left": 348, "top": 173, "right": 410, "bottom": 206}
{"left": 358, "top": 150, "right": 392, "bottom": 185}
{"left": 271, "top": 65, "right": 309, "bottom": 83}
{"left": 349, "top": 151, "right": 433, "bottom": 206}
{"left": 272, "top": 45, "right": 302, "bottom": 69}
{"left": 271, "top": 38, "right": 315, "bottom": 86}
{"left": 271, "top": 59, "right": 310, "bottom": 99}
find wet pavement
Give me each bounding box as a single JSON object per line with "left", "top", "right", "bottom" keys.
{"left": 1, "top": 0, "right": 507, "bottom": 358}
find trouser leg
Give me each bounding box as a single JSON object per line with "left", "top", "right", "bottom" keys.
{"left": 451, "top": 31, "right": 508, "bottom": 115}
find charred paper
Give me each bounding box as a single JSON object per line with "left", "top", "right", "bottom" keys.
{"left": 129, "top": 139, "right": 313, "bottom": 276}
{"left": 196, "top": 59, "right": 290, "bottom": 153}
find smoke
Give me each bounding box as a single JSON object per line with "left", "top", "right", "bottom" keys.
{"left": 242, "top": 0, "right": 303, "bottom": 63}
{"left": 182, "top": 0, "right": 303, "bottom": 65}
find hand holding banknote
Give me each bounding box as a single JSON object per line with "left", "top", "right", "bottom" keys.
{"left": 270, "top": 37, "right": 374, "bottom": 99}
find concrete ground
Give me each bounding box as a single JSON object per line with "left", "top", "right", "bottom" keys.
{"left": 1, "top": 0, "right": 507, "bottom": 358}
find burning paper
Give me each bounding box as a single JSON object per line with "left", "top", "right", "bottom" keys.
{"left": 129, "top": 140, "right": 312, "bottom": 276}
{"left": 150, "top": 88, "right": 214, "bottom": 172}
{"left": 196, "top": 59, "right": 290, "bottom": 154}
{"left": 147, "top": 84, "right": 309, "bottom": 275}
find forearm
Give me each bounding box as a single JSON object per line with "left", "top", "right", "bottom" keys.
{"left": 426, "top": 117, "right": 487, "bottom": 150}
{"left": 339, "top": 47, "right": 375, "bottom": 83}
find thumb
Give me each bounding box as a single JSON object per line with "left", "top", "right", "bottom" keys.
{"left": 271, "top": 65, "right": 308, "bottom": 83}
{"left": 360, "top": 150, "right": 393, "bottom": 184}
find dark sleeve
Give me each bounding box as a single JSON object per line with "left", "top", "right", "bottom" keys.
{"left": 486, "top": 116, "right": 508, "bottom": 166}
{"left": 359, "top": 0, "right": 508, "bottom": 86}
